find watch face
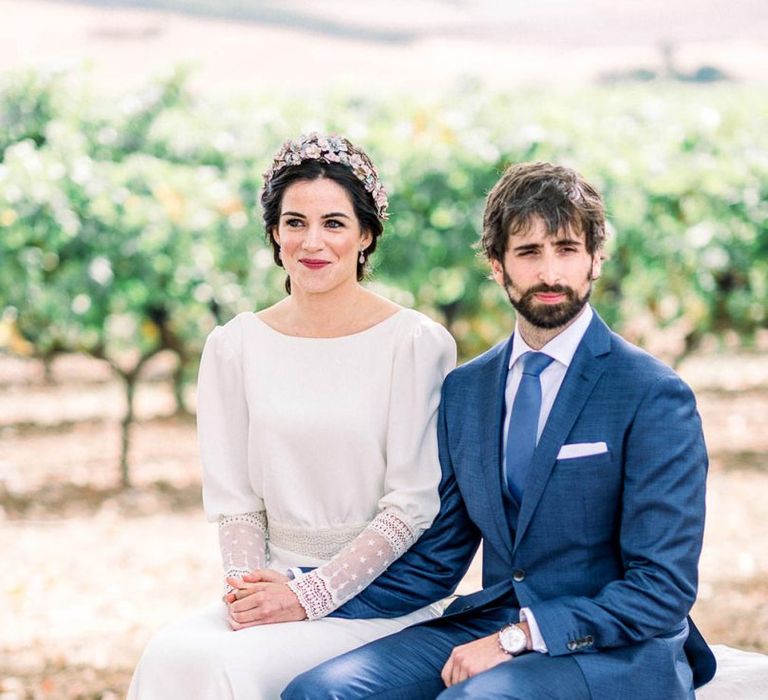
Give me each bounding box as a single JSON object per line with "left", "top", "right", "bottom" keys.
{"left": 499, "top": 625, "right": 527, "bottom": 654}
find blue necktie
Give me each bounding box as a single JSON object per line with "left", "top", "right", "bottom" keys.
{"left": 505, "top": 351, "right": 554, "bottom": 503}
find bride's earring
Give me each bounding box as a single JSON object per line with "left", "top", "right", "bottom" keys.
{"left": 358, "top": 249, "right": 365, "bottom": 265}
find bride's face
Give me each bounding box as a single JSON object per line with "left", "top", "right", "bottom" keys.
{"left": 273, "top": 178, "right": 372, "bottom": 296}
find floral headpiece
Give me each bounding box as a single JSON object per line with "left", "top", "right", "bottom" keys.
{"left": 262, "top": 133, "right": 389, "bottom": 220}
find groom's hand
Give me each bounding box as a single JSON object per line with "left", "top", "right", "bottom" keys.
{"left": 441, "top": 633, "right": 512, "bottom": 687}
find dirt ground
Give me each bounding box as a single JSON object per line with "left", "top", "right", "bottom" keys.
{"left": 0, "top": 349, "right": 767, "bottom": 699}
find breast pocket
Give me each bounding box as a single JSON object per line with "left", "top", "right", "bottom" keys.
{"left": 539, "top": 448, "right": 618, "bottom": 540}
{"left": 554, "top": 449, "right": 612, "bottom": 472}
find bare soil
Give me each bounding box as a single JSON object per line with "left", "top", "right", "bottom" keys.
{"left": 0, "top": 350, "right": 767, "bottom": 699}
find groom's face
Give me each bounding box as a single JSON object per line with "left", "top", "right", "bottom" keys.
{"left": 490, "top": 215, "right": 603, "bottom": 330}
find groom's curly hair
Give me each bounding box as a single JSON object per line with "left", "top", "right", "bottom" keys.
{"left": 480, "top": 161, "right": 607, "bottom": 262}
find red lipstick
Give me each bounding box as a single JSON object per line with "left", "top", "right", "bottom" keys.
{"left": 300, "top": 259, "right": 331, "bottom": 270}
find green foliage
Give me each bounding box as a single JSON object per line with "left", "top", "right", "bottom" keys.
{"left": 364, "top": 86, "right": 768, "bottom": 360}
{"left": 0, "top": 71, "right": 286, "bottom": 484}
{"left": 3, "top": 84, "right": 250, "bottom": 369}
{"left": 1, "top": 71, "right": 767, "bottom": 482}
{"left": 0, "top": 70, "right": 60, "bottom": 152}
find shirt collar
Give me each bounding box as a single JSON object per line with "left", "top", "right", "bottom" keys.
{"left": 509, "top": 304, "right": 594, "bottom": 370}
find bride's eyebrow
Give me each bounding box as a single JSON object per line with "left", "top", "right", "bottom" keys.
{"left": 280, "top": 212, "right": 351, "bottom": 219}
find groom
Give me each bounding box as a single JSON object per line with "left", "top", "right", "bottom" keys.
{"left": 284, "top": 162, "right": 716, "bottom": 699}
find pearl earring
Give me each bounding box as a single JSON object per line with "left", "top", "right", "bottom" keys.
{"left": 358, "top": 249, "right": 365, "bottom": 265}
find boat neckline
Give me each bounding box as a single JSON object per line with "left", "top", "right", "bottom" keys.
{"left": 249, "top": 308, "right": 406, "bottom": 340}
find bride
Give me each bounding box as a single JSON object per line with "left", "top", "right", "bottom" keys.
{"left": 127, "top": 133, "right": 458, "bottom": 698}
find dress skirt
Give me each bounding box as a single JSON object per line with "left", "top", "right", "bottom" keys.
{"left": 127, "top": 599, "right": 444, "bottom": 700}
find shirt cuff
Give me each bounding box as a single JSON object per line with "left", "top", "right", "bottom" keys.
{"left": 286, "top": 567, "right": 303, "bottom": 580}
{"left": 520, "top": 607, "right": 548, "bottom": 653}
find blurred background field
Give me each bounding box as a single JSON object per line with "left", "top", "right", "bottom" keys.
{"left": 1, "top": 350, "right": 767, "bottom": 698}
{"left": 1, "top": 0, "right": 767, "bottom": 697}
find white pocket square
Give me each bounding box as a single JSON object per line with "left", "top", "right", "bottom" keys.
{"left": 557, "top": 442, "right": 608, "bottom": 460}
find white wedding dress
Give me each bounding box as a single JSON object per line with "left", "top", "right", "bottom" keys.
{"left": 127, "top": 308, "right": 456, "bottom": 699}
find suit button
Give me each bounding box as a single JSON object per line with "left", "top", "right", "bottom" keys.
{"left": 512, "top": 569, "right": 526, "bottom": 582}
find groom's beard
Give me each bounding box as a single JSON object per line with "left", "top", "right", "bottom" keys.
{"left": 502, "top": 270, "right": 592, "bottom": 330}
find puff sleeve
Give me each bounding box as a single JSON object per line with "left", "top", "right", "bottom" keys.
{"left": 197, "top": 325, "right": 268, "bottom": 587}
{"left": 287, "top": 317, "right": 456, "bottom": 618}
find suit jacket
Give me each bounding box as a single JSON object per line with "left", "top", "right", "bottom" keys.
{"left": 332, "top": 310, "right": 715, "bottom": 698}
{"left": 435, "top": 310, "right": 715, "bottom": 698}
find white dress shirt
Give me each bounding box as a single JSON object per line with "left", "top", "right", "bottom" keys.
{"left": 503, "top": 305, "right": 594, "bottom": 653}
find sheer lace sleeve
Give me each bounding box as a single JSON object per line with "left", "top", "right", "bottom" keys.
{"left": 287, "top": 507, "right": 416, "bottom": 619}
{"left": 219, "top": 511, "right": 268, "bottom": 592}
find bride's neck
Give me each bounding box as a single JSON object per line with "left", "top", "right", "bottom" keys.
{"left": 281, "top": 283, "right": 371, "bottom": 337}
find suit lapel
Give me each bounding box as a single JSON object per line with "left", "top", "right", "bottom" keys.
{"left": 476, "top": 337, "right": 515, "bottom": 557}
{"left": 514, "top": 314, "right": 612, "bottom": 548}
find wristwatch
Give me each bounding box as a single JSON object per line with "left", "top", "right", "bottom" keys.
{"left": 498, "top": 623, "right": 528, "bottom": 656}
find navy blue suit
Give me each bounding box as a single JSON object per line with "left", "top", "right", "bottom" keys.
{"left": 286, "top": 311, "right": 715, "bottom": 699}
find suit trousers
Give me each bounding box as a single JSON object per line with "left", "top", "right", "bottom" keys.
{"left": 281, "top": 609, "right": 590, "bottom": 700}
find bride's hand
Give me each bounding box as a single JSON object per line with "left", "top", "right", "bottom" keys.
{"left": 226, "top": 580, "right": 307, "bottom": 629}
{"left": 222, "top": 569, "right": 290, "bottom": 606}
{"left": 242, "top": 569, "right": 291, "bottom": 585}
